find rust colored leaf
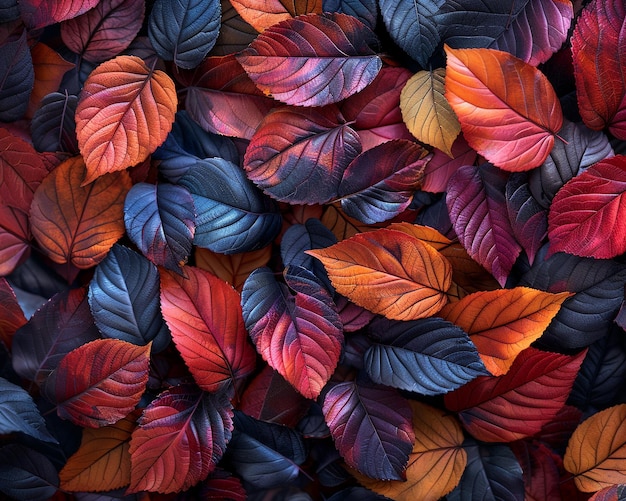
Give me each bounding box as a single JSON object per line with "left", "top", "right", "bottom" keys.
{"left": 29, "top": 156, "right": 131, "bottom": 269}
{"left": 194, "top": 246, "right": 271, "bottom": 292}
{"left": 27, "top": 43, "right": 74, "bottom": 118}
{"left": 307, "top": 227, "right": 452, "bottom": 320}
{"left": 76, "top": 55, "right": 177, "bottom": 184}
{"left": 230, "top": 0, "right": 322, "bottom": 32}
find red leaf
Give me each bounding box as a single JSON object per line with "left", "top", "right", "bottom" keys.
{"left": 511, "top": 440, "right": 563, "bottom": 501}
{"left": 45, "top": 339, "right": 150, "bottom": 428}
{"left": 421, "top": 134, "right": 477, "bottom": 193}
{"left": 19, "top": 0, "right": 99, "bottom": 29}
{"left": 128, "top": 384, "right": 233, "bottom": 493}
{"left": 444, "top": 347, "right": 586, "bottom": 442}
{"left": 237, "top": 13, "right": 381, "bottom": 107}
{"left": 548, "top": 155, "right": 626, "bottom": 259}
{"left": 0, "top": 278, "right": 27, "bottom": 350}
{"left": 159, "top": 266, "right": 256, "bottom": 392}
{"left": 0, "top": 204, "right": 31, "bottom": 276}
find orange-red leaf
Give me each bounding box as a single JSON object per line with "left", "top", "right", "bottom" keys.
{"left": 564, "top": 404, "right": 626, "bottom": 492}
{"left": 27, "top": 43, "right": 74, "bottom": 118}
{"left": 444, "top": 46, "right": 563, "bottom": 171}
{"left": 76, "top": 55, "right": 177, "bottom": 184}
{"left": 194, "top": 246, "right": 271, "bottom": 292}
{"left": 230, "top": 0, "right": 322, "bottom": 32}
{"left": 439, "top": 287, "right": 573, "bottom": 375}
{"left": 29, "top": 156, "right": 131, "bottom": 269}
{"left": 306, "top": 227, "right": 451, "bottom": 320}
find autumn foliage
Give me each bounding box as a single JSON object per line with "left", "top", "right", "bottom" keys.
{"left": 2, "top": 0, "right": 626, "bottom": 499}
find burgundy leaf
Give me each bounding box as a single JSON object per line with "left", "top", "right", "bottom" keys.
{"left": 0, "top": 204, "right": 31, "bottom": 276}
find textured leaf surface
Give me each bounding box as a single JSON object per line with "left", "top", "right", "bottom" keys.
{"left": 129, "top": 385, "right": 233, "bottom": 493}
{"left": 76, "top": 55, "right": 177, "bottom": 184}
{"left": 241, "top": 265, "right": 343, "bottom": 399}
{"left": 27, "top": 43, "right": 75, "bottom": 118}
{"left": 230, "top": 0, "right": 322, "bottom": 32}
{"left": 564, "top": 404, "right": 626, "bottom": 492}
{"left": 19, "top": 0, "right": 99, "bottom": 28}
{"left": 0, "top": 444, "right": 59, "bottom": 500}
{"left": 444, "top": 46, "right": 563, "bottom": 171}
{"left": 29, "top": 156, "right": 131, "bottom": 269}
{"left": 0, "top": 31, "right": 33, "bottom": 121}
{"left": 439, "top": 287, "right": 572, "bottom": 375}
{"left": 160, "top": 266, "right": 256, "bottom": 392}
{"left": 0, "top": 278, "right": 26, "bottom": 350}
{"left": 237, "top": 13, "right": 381, "bottom": 107}
{"left": 211, "top": 0, "right": 257, "bottom": 55}
{"left": 194, "top": 246, "right": 271, "bottom": 292}
{"left": 421, "top": 134, "right": 477, "bottom": 193}
{"left": 444, "top": 347, "right": 586, "bottom": 442}
{"left": 307, "top": 228, "right": 451, "bottom": 320}
{"left": 31, "top": 92, "right": 78, "bottom": 154}
{"left": 47, "top": 339, "right": 150, "bottom": 427}
{"left": 323, "top": 0, "right": 377, "bottom": 29}
{"left": 0, "top": 204, "right": 31, "bottom": 276}
{"left": 322, "top": 379, "right": 414, "bottom": 480}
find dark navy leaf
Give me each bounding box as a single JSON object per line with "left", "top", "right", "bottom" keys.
{"left": 88, "top": 244, "right": 171, "bottom": 353}
{"left": 178, "top": 159, "right": 282, "bottom": 254}
{"left": 30, "top": 92, "right": 78, "bottom": 154}
{"left": 124, "top": 182, "right": 196, "bottom": 272}
{"left": 322, "top": 0, "right": 378, "bottom": 30}
{"left": 0, "top": 0, "right": 20, "bottom": 22}
{"left": 0, "top": 30, "right": 33, "bottom": 121}
{"left": 148, "top": 0, "right": 221, "bottom": 69}
{"left": 327, "top": 486, "right": 391, "bottom": 501}
{"left": 365, "top": 317, "right": 489, "bottom": 395}
{"left": 0, "top": 444, "right": 59, "bottom": 500}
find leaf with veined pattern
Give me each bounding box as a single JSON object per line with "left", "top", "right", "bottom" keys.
{"left": 194, "top": 246, "right": 271, "bottom": 292}
{"left": 230, "top": 0, "right": 322, "bottom": 32}
{"left": 0, "top": 278, "right": 26, "bottom": 350}
{"left": 0, "top": 204, "right": 31, "bottom": 276}
{"left": 19, "top": 0, "right": 99, "bottom": 28}
{"left": 0, "top": 30, "right": 33, "bottom": 122}
{"left": 27, "top": 43, "right": 74, "bottom": 118}
{"left": 30, "top": 92, "right": 79, "bottom": 154}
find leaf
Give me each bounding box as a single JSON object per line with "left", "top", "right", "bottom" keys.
{"left": 27, "top": 43, "right": 75, "bottom": 118}
{"left": 379, "top": 0, "right": 444, "bottom": 67}
{"left": 88, "top": 244, "right": 170, "bottom": 352}
{"left": 322, "top": 0, "right": 378, "bottom": 30}
{"left": 307, "top": 228, "right": 452, "bottom": 320}
{"left": 336, "top": 139, "right": 431, "bottom": 224}
{"left": 148, "top": 0, "right": 221, "bottom": 69}
{"left": 446, "top": 163, "right": 521, "bottom": 286}
{"left": 75, "top": 55, "right": 177, "bottom": 184}
{"left": 548, "top": 156, "right": 626, "bottom": 259}
{"left": 159, "top": 266, "right": 256, "bottom": 392}
{"left": 438, "top": 287, "right": 572, "bottom": 376}
{"left": 0, "top": 278, "right": 26, "bottom": 350}
{"left": 355, "top": 400, "right": 466, "bottom": 501}
{"left": 421, "top": 134, "right": 477, "bottom": 193}
{"left": 202, "top": 468, "right": 247, "bottom": 501}
{"left": 444, "top": 347, "right": 586, "bottom": 442}
{"left": 128, "top": 384, "right": 234, "bottom": 493}
{"left": 322, "top": 378, "right": 414, "bottom": 481}
{"left": 365, "top": 317, "right": 489, "bottom": 394}
{"left": 12, "top": 287, "right": 100, "bottom": 384}
{"left": 19, "top": 0, "right": 99, "bottom": 28}
{"left": 564, "top": 404, "right": 626, "bottom": 492}
{"left": 0, "top": 444, "right": 59, "bottom": 500}
{"left": 30, "top": 91, "right": 79, "bottom": 154}
{"left": 59, "top": 410, "right": 138, "bottom": 492}
{"left": 321, "top": 204, "right": 373, "bottom": 241}
{"left": 444, "top": 46, "right": 563, "bottom": 171}
{"left": 241, "top": 265, "right": 343, "bottom": 399}
{"left": 236, "top": 13, "right": 382, "bottom": 107}
{"left": 60, "top": 0, "right": 145, "bottom": 63}
{"left": 281, "top": 218, "right": 337, "bottom": 272}
{"left": 0, "top": 376, "right": 57, "bottom": 443}
{"left": 400, "top": 68, "right": 460, "bottom": 156}
{"left": 589, "top": 485, "right": 626, "bottom": 501}
{"left": 230, "top": 0, "right": 322, "bottom": 32}
{"left": 211, "top": 0, "right": 257, "bottom": 55}
{"left": 571, "top": 0, "right": 626, "bottom": 138}
{"left": 243, "top": 105, "right": 362, "bottom": 204}
{"left": 511, "top": 440, "right": 563, "bottom": 501}
{"left": 0, "top": 30, "right": 33, "bottom": 122}
{"left": 0, "top": 204, "right": 31, "bottom": 276}
{"left": 45, "top": 339, "right": 150, "bottom": 427}
{"left": 29, "top": 155, "right": 131, "bottom": 269}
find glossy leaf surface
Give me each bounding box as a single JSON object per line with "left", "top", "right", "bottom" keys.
{"left": 230, "top": 0, "right": 322, "bottom": 32}
{"left": 0, "top": 30, "right": 33, "bottom": 121}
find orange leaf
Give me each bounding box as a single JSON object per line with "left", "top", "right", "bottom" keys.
{"left": 564, "top": 404, "right": 626, "bottom": 492}
{"left": 194, "top": 246, "right": 271, "bottom": 292}
{"left": 439, "top": 287, "right": 573, "bottom": 375}
{"left": 230, "top": 0, "right": 322, "bottom": 32}
{"left": 355, "top": 401, "right": 467, "bottom": 501}
{"left": 29, "top": 155, "right": 131, "bottom": 269}
{"left": 76, "top": 55, "right": 177, "bottom": 184}
{"left": 444, "top": 46, "right": 563, "bottom": 172}
{"left": 27, "top": 43, "right": 74, "bottom": 118}
{"left": 59, "top": 410, "right": 139, "bottom": 492}
{"left": 306, "top": 228, "right": 451, "bottom": 320}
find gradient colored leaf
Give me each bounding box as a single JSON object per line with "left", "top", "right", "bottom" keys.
{"left": 322, "top": 378, "right": 414, "bottom": 480}
{"left": 202, "top": 468, "right": 247, "bottom": 500}
{"left": 0, "top": 444, "right": 59, "bottom": 500}
{"left": 75, "top": 55, "right": 177, "bottom": 184}
{"left": 194, "top": 246, "right": 271, "bottom": 292}
{"left": 400, "top": 68, "right": 460, "bottom": 156}
{"left": 444, "top": 46, "right": 563, "bottom": 171}
{"left": 444, "top": 347, "right": 586, "bottom": 442}
{"left": 0, "top": 30, "right": 33, "bottom": 122}
{"left": 60, "top": 0, "right": 145, "bottom": 63}
{"left": 356, "top": 400, "right": 466, "bottom": 501}
{"left": 148, "top": 0, "right": 220, "bottom": 69}
{"left": 45, "top": 339, "right": 150, "bottom": 427}
{"left": 160, "top": 266, "right": 256, "bottom": 392}
{"left": 128, "top": 384, "right": 233, "bottom": 493}
{"left": 29, "top": 156, "right": 131, "bottom": 269}
{"left": 439, "top": 287, "right": 572, "bottom": 376}
{"left": 590, "top": 485, "right": 626, "bottom": 501}
{"left": 335, "top": 139, "right": 430, "bottom": 224}
{"left": 421, "top": 134, "right": 477, "bottom": 193}
{"left": 211, "top": 0, "right": 257, "bottom": 55}
{"left": 19, "top": 0, "right": 99, "bottom": 28}
{"left": 230, "top": 0, "right": 322, "bottom": 32}
{"left": 307, "top": 228, "right": 451, "bottom": 320}
{"left": 27, "top": 43, "right": 74, "bottom": 118}
{"left": 323, "top": 0, "right": 377, "bottom": 30}
{"left": 0, "top": 278, "right": 26, "bottom": 349}
{"left": 123, "top": 182, "right": 195, "bottom": 272}
{"left": 572, "top": 0, "right": 626, "bottom": 138}
{"left": 548, "top": 156, "right": 626, "bottom": 259}
{"left": 241, "top": 265, "right": 343, "bottom": 399}
{"left": 30, "top": 91, "right": 78, "bottom": 154}
{"left": 59, "top": 410, "right": 138, "bottom": 492}
{"left": 564, "top": 404, "right": 626, "bottom": 492}
{"left": 88, "top": 244, "right": 170, "bottom": 352}
{"left": 244, "top": 105, "right": 362, "bottom": 204}
{"left": 0, "top": 204, "right": 31, "bottom": 276}
{"left": 236, "top": 13, "right": 381, "bottom": 107}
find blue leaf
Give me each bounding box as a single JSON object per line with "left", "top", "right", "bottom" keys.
{"left": 178, "top": 159, "right": 281, "bottom": 254}
{"left": 0, "top": 0, "right": 20, "bottom": 22}
{"left": 0, "top": 444, "right": 59, "bottom": 500}
{"left": 88, "top": 244, "right": 171, "bottom": 353}
{"left": 322, "top": 0, "right": 378, "bottom": 30}
{"left": 148, "top": 0, "right": 221, "bottom": 69}
{"left": 124, "top": 182, "right": 196, "bottom": 272}
{"left": 0, "top": 30, "right": 33, "bottom": 121}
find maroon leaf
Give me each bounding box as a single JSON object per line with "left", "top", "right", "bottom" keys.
{"left": 421, "top": 134, "right": 477, "bottom": 193}
{"left": 0, "top": 205, "right": 31, "bottom": 276}
{"left": 510, "top": 440, "right": 563, "bottom": 501}
{"left": 0, "top": 278, "right": 26, "bottom": 350}
{"left": 19, "top": 0, "right": 100, "bottom": 29}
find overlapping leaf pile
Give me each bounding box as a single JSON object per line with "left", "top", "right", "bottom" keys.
{"left": 2, "top": 0, "right": 626, "bottom": 499}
